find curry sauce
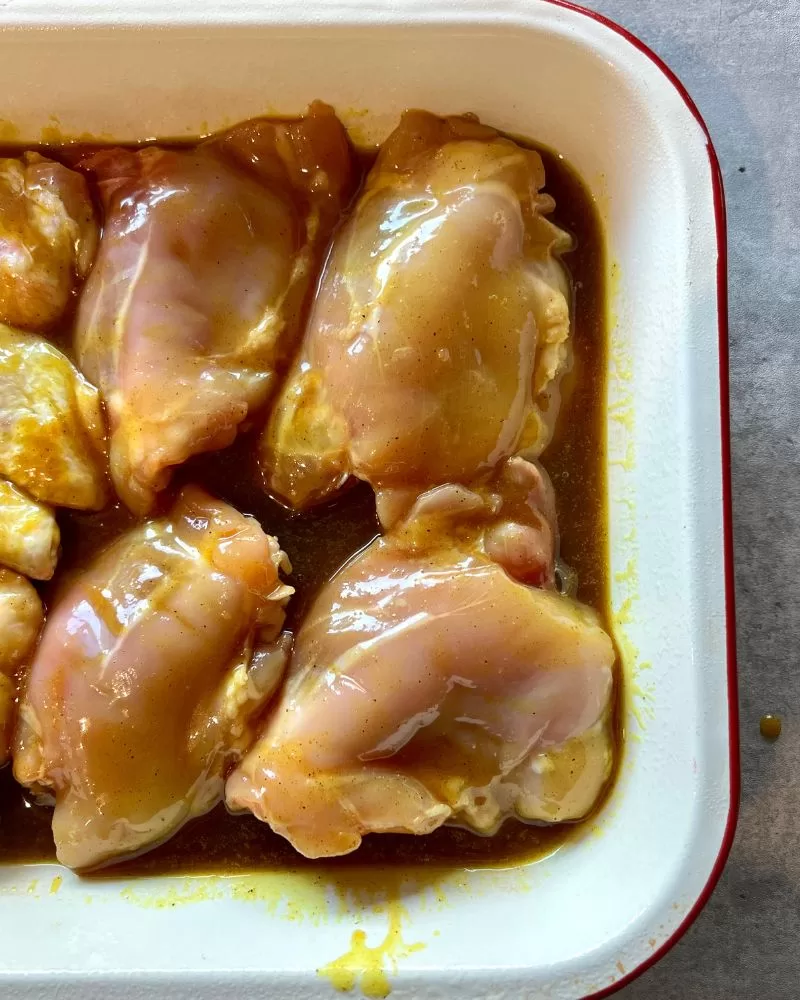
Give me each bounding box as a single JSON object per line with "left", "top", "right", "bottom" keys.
{"left": 0, "top": 139, "right": 614, "bottom": 874}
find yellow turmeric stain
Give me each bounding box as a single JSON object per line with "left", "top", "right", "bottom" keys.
{"left": 49, "top": 875, "right": 63, "bottom": 895}
{"left": 614, "top": 594, "right": 635, "bottom": 627}
{"left": 229, "top": 870, "right": 330, "bottom": 925}
{"left": 318, "top": 900, "right": 425, "bottom": 998}
{"left": 34, "top": 115, "right": 117, "bottom": 145}
{"left": 605, "top": 253, "right": 654, "bottom": 740}
{"left": 608, "top": 403, "right": 635, "bottom": 434}
{"left": 326, "top": 863, "right": 519, "bottom": 919}
{"left": 613, "top": 617, "right": 655, "bottom": 734}
{"left": 608, "top": 440, "right": 635, "bottom": 473}
{"left": 0, "top": 119, "right": 20, "bottom": 141}
{"left": 613, "top": 558, "right": 637, "bottom": 586}
{"left": 119, "top": 870, "right": 332, "bottom": 923}
{"left": 339, "top": 107, "right": 373, "bottom": 148}
{"left": 120, "top": 877, "right": 225, "bottom": 910}
{"left": 39, "top": 117, "right": 64, "bottom": 145}
{"left": 331, "top": 870, "right": 408, "bottom": 917}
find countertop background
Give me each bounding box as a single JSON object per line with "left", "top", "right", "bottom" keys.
{"left": 577, "top": 2, "right": 799, "bottom": 997}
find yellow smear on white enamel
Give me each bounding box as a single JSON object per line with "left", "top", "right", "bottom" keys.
{"left": 317, "top": 898, "right": 425, "bottom": 998}
{"left": 606, "top": 257, "right": 654, "bottom": 740}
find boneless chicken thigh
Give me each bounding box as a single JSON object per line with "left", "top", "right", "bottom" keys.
{"left": 0, "top": 569, "right": 43, "bottom": 765}
{"left": 76, "top": 103, "right": 354, "bottom": 514}
{"left": 0, "top": 153, "right": 97, "bottom": 330}
{"left": 227, "top": 459, "right": 615, "bottom": 859}
{"left": 0, "top": 323, "right": 107, "bottom": 509}
{"left": 0, "top": 479, "right": 59, "bottom": 580}
{"left": 14, "top": 487, "right": 293, "bottom": 870}
{"left": 263, "top": 111, "right": 572, "bottom": 516}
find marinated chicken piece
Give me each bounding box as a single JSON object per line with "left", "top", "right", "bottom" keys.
{"left": 14, "top": 486, "right": 293, "bottom": 870}
{"left": 0, "top": 152, "right": 97, "bottom": 330}
{"left": 76, "top": 102, "right": 355, "bottom": 514}
{"left": 262, "top": 110, "right": 572, "bottom": 515}
{"left": 384, "top": 456, "right": 559, "bottom": 588}
{"left": 0, "top": 569, "right": 43, "bottom": 765}
{"left": 227, "top": 459, "right": 615, "bottom": 859}
{"left": 0, "top": 324, "right": 108, "bottom": 509}
{"left": 0, "top": 479, "right": 59, "bottom": 580}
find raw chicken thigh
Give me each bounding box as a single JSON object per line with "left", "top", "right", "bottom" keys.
{"left": 0, "top": 323, "right": 108, "bottom": 509}
{"left": 263, "top": 110, "right": 572, "bottom": 516}
{"left": 0, "top": 569, "right": 43, "bottom": 765}
{"left": 227, "top": 458, "right": 615, "bottom": 859}
{"left": 76, "top": 103, "right": 355, "bottom": 514}
{"left": 0, "top": 153, "right": 97, "bottom": 329}
{"left": 0, "top": 479, "right": 59, "bottom": 580}
{"left": 14, "top": 486, "right": 293, "bottom": 870}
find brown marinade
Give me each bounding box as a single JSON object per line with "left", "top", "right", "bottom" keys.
{"left": 0, "top": 136, "right": 615, "bottom": 875}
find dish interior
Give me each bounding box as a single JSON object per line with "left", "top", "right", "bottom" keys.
{"left": 0, "top": 138, "right": 613, "bottom": 875}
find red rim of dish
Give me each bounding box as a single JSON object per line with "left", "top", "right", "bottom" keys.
{"left": 537, "top": 1, "right": 739, "bottom": 998}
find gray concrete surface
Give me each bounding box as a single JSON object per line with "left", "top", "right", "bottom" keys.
{"left": 574, "top": 1, "right": 800, "bottom": 997}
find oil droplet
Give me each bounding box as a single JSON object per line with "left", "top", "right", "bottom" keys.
{"left": 318, "top": 900, "right": 425, "bottom": 997}
{"left": 760, "top": 714, "right": 782, "bottom": 740}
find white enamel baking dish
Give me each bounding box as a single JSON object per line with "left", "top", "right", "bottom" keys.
{"left": 0, "top": 2, "right": 737, "bottom": 997}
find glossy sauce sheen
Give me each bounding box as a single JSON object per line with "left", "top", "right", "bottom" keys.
{"left": 0, "top": 138, "right": 612, "bottom": 874}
